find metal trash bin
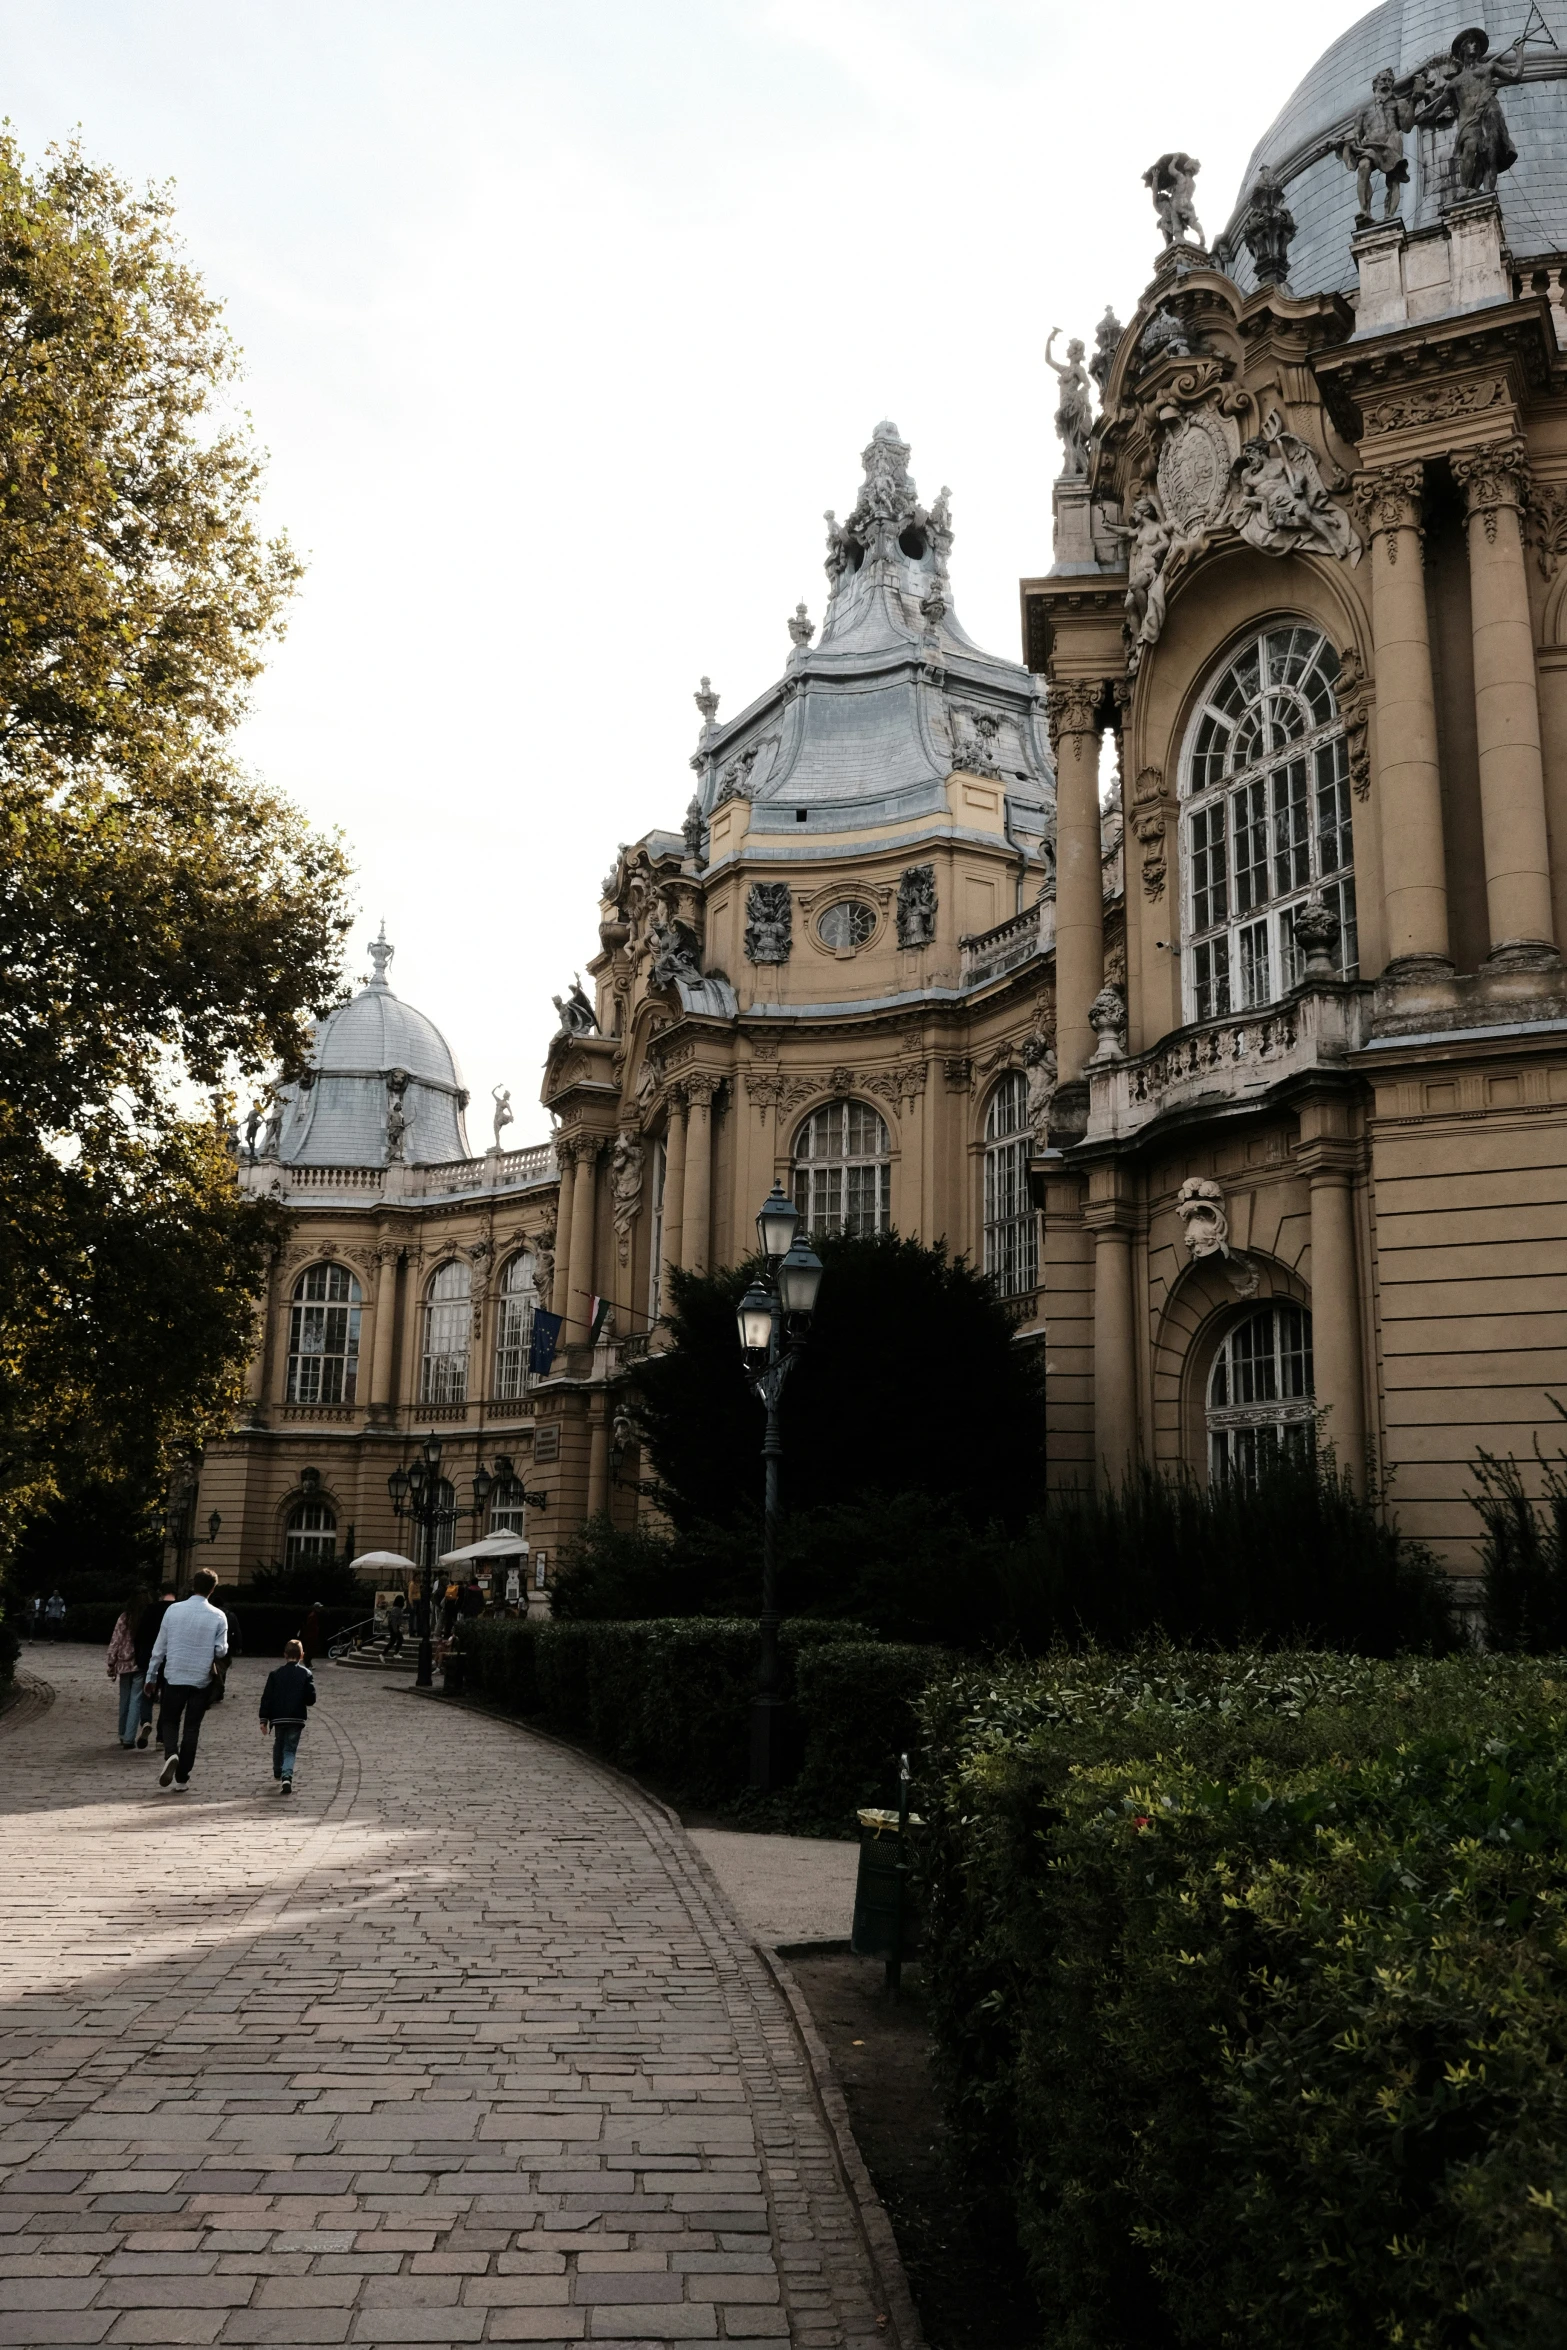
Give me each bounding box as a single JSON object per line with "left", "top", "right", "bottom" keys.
{"left": 851, "top": 1806, "right": 923, "bottom": 1963}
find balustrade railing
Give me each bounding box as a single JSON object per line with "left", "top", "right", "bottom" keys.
{"left": 1086, "top": 982, "right": 1371, "bottom": 1142}
{"left": 960, "top": 897, "right": 1055, "bottom": 988}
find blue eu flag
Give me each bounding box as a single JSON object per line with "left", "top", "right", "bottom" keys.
{"left": 529, "top": 1309, "right": 562, "bottom": 1377}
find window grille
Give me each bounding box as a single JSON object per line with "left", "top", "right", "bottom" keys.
{"left": 284, "top": 1498, "right": 337, "bottom": 1570}
{"left": 983, "top": 1072, "right": 1037, "bottom": 1298}
{"left": 493, "top": 1251, "right": 536, "bottom": 1401}
{"left": 1207, "top": 1305, "right": 1315, "bottom": 1481}
{"left": 792, "top": 1100, "right": 891, "bottom": 1238}
{"left": 286, "top": 1263, "right": 362, "bottom": 1405}
{"left": 1182, "top": 628, "right": 1356, "bottom": 1022}
{"left": 421, "top": 1259, "right": 471, "bottom": 1404}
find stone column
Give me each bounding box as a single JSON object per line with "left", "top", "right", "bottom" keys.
{"left": 1452, "top": 441, "right": 1559, "bottom": 962}
{"left": 1353, "top": 465, "right": 1451, "bottom": 972}
{"left": 1088, "top": 1212, "right": 1138, "bottom": 1488}
{"left": 587, "top": 1406, "right": 610, "bottom": 1521}
{"left": 682, "top": 1078, "right": 715, "bottom": 1277}
{"left": 1306, "top": 1164, "right": 1366, "bottom": 1487}
{"left": 1049, "top": 679, "right": 1106, "bottom": 1081}
{"left": 552, "top": 1139, "right": 576, "bottom": 1335}
{"left": 368, "top": 1239, "right": 400, "bottom": 1416}
{"left": 564, "top": 1138, "right": 601, "bottom": 1345}
{"left": 661, "top": 1089, "right": 688, "bottom": 1289}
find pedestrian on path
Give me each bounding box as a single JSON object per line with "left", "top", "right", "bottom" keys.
{"left": 384, "top": 1592, "right": 406, "bottom": 1655}
{"left": 104, "top": 1601, "right": 144, "bottom": 1747}
{"left": 145, "top": 1566, "right": 229, "bottom": 1793}
{"left": 131, "top": 1586, "right": 175, "bottom": 1748}
{"left": 43, "top": 1589, "right": 65, "bottom": 1639}
{"left": 258, "top": 1638, "right": 316, "bottom": 1794}
{"left": 300, "top": 1601, "right": 325, "bottom": 1663}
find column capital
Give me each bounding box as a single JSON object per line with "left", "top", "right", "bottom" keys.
{"left": 1046, "top": 676, "right": 1110, "bottom": 756}
{"left": 1452, "top": 438, "right": 1530, "bottom": 541}
{"left": 1350, "top": 462, "right": 1425, "bottom": 548}
{"left": 685, "top": 1073, "right": 720, "bottom": 1110}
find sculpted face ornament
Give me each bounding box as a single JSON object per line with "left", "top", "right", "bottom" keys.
{"left": 1177, "top": 1176, "right": 1261, "bottom": 1297}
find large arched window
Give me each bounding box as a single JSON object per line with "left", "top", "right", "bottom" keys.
{"left": 286, "top": 1264, "right": 362, "bottom": 1404}
{"left": 421, "top": 1259, "right": 471, "bottom": 1403}
{"left": 284, "top": 1498, "right": 337, "bottom": 1572}
{"left": 792, "top": 1100, "right": 891, "bottom": 1238}
{"left": 1182, "top": 626, "right": 1355, "bottom": 1022}
{"left": 983, "top": 1073, "right": 1037, "bottom": 1298}
{"left": 493, "top": 1251, "right": 536, "bottom": 1401}
{"left": 1207, "top": 1305, "right": 1314, "bottom": 1481}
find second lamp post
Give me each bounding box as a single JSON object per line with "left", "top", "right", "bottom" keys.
{"left": 736, "top": 1185, "right": 824, "bottom": 1791}
{"left": 387, "top": 1436, "right": 494, "bottom": 1689}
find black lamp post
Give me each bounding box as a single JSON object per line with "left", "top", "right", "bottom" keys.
{"left": 736, "top": 1184, "right": 824, "bottom": 1790}
{"left": 387, "top": 1433, "right": 446, "bottom": 1688}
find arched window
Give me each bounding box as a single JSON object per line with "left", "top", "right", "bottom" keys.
{"left": 1182, "top": 626, "right": 1356, "bottom": 1021}
{"left": 792, "top": 1100, "right": 891, "bottom": 1239}
{"left": 493, "top": 1251, "right": 536, "bottom": 1400}
{"left": 1207, "top": 1305, "right": 1315, "bottom": 1481}
{"left": 421, "top": 1259, "right": 471, "bottom": 1403}
{"left": 984, "top": 1073, "right": 1037, "bottom": 1298}
{"left": 286, "top": 1264, "right": 362, "bottom": 1404}
{"left": 284, "top": 1498, "right": 337, "bottom": 1571}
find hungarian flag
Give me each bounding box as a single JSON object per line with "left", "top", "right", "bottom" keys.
{"left": 588, "top": 1296, "right": 613, "bottom": 1345}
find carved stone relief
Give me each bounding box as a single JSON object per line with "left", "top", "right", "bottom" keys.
{"left": 744, "top": 881, "right": 792, "bottom": 965}
{"left": 1131, "top": 764, "right": 1170, "bottom": 900}
{"left": 1335, "top": 648, "right": 1372, "bottom": 799}
{"left": 610, "top": 1132, "right": 645, "bottom": 1266}
{"left": 1175, "top": 1175, "right": 1258, "bottom": 1296}
{"left": 896, "top": 865, "right": 937, "bottom": 948}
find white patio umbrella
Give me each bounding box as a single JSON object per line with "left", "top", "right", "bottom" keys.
{"left": 437, "top": 1530, "right": 530, "bottom": 1567}
{"left": 350, "top": 1549, "right": 418, "bottom": 1572}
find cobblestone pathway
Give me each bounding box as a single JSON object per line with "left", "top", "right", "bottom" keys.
{"left": 0, "top": 1651, "right": 903, "bottom": 2349}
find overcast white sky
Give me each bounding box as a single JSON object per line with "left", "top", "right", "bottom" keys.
{"left": 3, "top": 0, "right": 1369, "bottom": 1145}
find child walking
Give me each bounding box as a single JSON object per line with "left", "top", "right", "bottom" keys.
{"left": 258, "top": 1638, "right": 316, "bottom": 1794}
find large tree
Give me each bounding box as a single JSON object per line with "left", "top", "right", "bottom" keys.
{"left": 0, "top": 135, "right": 352, "bottom": 1562}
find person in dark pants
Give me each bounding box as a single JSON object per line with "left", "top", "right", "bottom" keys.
{"left": 300, "top": 1603, "right": 325, "bottom": 1664}
{"left": 144, "top": 1566, "right": 229, "bottom": 1793}
{"left": 132, "top": 1587, "right": 176, "bottom": 1748}
{"left": 385, "top": 1594, "right": 407, "bottom": 1655}
{"left": 258, "top": 1639, "right": 316, "bottom": 1794}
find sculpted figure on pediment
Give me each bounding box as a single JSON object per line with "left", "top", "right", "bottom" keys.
{"left": 1230, "top": 412, "right": 1361, "bottom": 564}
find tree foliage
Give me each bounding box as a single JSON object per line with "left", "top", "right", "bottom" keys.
{"left": 1474, "top": 1412, "right": 1567, "bottom": 1652}
{"left": 0, "top": 132, "right": 352, "bottom": 1560}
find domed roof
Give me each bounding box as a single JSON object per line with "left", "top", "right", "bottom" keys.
{"left": 1220, "top": 1, "right": 1567, "bottom": 301}
{"left": 274, "top": 930, "right": 471, "bottom": 1167}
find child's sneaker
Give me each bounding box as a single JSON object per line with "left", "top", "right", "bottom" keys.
{"left": 281, "top": 1779, "right": 293, "bottom": 1796}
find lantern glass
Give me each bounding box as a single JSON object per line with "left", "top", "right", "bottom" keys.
{"left": 756, "top": 1185, "right": 799, "bottom": 1264}
{"left": 776, "top": 1238, "right": 824, "bottom": 1319}
{"left": 472, "top": 1466, "right": 493, "bottom": 1511}
{"left": 736, "top": 1281, "right": 775, "bottom": 1354}
{"left": 422, "top": 1433, "right": 443, "bottom": 1469}
{"left": 388, "top": 1466, "right": 410, "bottom": 1510}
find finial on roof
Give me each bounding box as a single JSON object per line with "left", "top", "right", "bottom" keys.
{"left": 368, "top": 923, "right": 394, "bottom": 990}
{"left": 788, "top": 604, "right": 814, "bottom": 648}
{"left": 694, "top": 676, "right": 720, "bottom": 730}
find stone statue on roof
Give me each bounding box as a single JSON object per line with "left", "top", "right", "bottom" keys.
{"left": 1144, "top": 152, "right": 1204, "bottom": 247}
{"left": 553, "top": 978, "right": 599, "bottom": 1038}
{"left": 1340, "top": 67, "right": 1416, "bottom": 223}
{"left": 491, "top": 1086, "right": 514, "bottom": 1149}
{"left": 1044, "top": 329, "right": 1094, "bottom": 479}
{"left": 1418, "top": 27, "right": 1525, "bottom": 196}
{"left": 1239, "top": 165, "right": 1296, "bottom": 284}
{"left": 1088, "top": 307, "right": 1122, "bottom": 399}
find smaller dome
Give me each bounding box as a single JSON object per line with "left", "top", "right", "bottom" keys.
{"left": 275, "top": 930, "right": 471, "bottom": 1167}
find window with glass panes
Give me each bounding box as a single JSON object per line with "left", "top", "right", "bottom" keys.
{"left": 792, "top": 1101, "right": 891, "bottom": 1238}
{"left": 492, "top": 1252, "right": 536, "bottom": 1401}
{"left": 1182, "top": 627, "right": 1356, "bottom": 1021}
{"left": 1206, "top": 1305, "right": 1315, "bottom": 1481}
{"left": 286, "top": 1263, "right": 362, "bottom": 1404}
{"left": 421, "top": 1259, "right": 471, "bottom": 1403}
{"left": 983, "top": 1073, "right": 1037, "bottom": 1298}
{"left": 489, "top": 1480, "right": 527, "bottom": 1538}
{"left": 284, "top": 1498, "right": 337, "bottom": 1569}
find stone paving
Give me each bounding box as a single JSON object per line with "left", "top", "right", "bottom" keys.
{"left": 0, "top": 1650, "right": 904, "bottom": 2349}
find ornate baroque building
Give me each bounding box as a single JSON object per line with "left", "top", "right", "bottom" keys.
{"left": 202, "top": 0, "right": 1567, "bottom": 1593}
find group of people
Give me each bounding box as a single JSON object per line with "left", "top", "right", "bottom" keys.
{"left": 104, "top": 1569, "right": 318, "bottom": 1795}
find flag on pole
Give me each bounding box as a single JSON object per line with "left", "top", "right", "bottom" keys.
{"left": 528, "top": 1309, "right": 562, "bottom": 1376}
{"left": 588, "top": 1296, "right": 613, "bottom": 1346}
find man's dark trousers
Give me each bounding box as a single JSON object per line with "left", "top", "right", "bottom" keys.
{"left": 157, "top": 1684, "right": 210, "bottom": 1784}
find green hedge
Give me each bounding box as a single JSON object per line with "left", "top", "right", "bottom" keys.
{"left": 453, "top": 1615, "right": 943, "bottom": 1817}
{"left": 36, "top": 1600, "right": 365, "bottom": 1655}
{"left": 918, "top": 1650, "right": 1567, "bottom": 2350}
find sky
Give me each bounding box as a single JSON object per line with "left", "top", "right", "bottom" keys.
{"left": 2, "top": 0, "right": 1371, "bottom": 1146}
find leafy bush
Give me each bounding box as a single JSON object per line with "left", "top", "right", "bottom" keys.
{"left": 1475, "top": 1421, "right": 1567, "bottom": 1651}
{"left": 918, "top": 1649, "right": 1567, "bottom": 2349}
{"left": 454, "top": 1614, "right": 944, "bottom": 1822}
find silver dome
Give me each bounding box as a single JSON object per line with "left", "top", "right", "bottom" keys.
{"left": 1220, "top": 1, "right": 1567, "bottom": 300}
{"left": 275, "top": 931, "right": 471, "bottom": 1167}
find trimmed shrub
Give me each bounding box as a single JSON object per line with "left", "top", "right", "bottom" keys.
{"left": 791, "top": 1639, "right": 950, "bottom": 1817}
{"left": 918, "top": 1650, "right": 1567, "bottom": 2349}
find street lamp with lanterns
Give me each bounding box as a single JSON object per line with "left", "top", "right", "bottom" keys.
{"left": 736, "top": 1183, "right": 824, "bottom": 1789}
{"left": 388, "top": 1440, "right": 545, "bottom": 1686}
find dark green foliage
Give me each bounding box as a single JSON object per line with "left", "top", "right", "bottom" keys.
{"left": 8, "top": 1475, "right": 163, "bottom": 1611}
{"left": 246, "top": 1555, "right": 372, "bottom": 1610}
{"left": 918, "top": 1651, "right": 1567, "bottom": 2350}
{"left": 628, "top": 1233, "right": 1047, "bottom": 1536}
{"left": 453, "top": 1615, "right": 944, "bottom": 1823}
{"left": 1475, "top": 1420, "right": 1567, "bottom": 1651}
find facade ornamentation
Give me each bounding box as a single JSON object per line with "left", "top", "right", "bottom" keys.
{"left": 1416, "top": 28, "right": 1524, "bottom": 197}
{"left": 682, "top": 795, "right": 706, "bottom": 863}
{"left": 1130, "top": 765, "right": 1169, "bottom": 900}
{"left": 610, "top": 1132, "right": 645, "bottom": 1266}
{"left": 1350, "top": 463, "right": 1424, "bottom": 560}
{"left": 715, "top": 744, "right": 759, "bottom": 805}
{"left": 1110, "top": 497, "right": 1177, "bottom": 661}
{"left": 553, "top": 977, "right": 599, "bottom": 1037}
{"left": 1046, "top": 677, "right": 1103, "bottom": 755}
{"left": 1087, "top": 983, "right": 1127, "bottom": 1063}
{"left": 385, "top": 1069, "right": 411, "bottom": 1165}
{"left": 1230, "top": 412, "right": 1362, "bottom": 565}
{"left": 896, "top": 864, "right": 937, "bottom": 949}
{"left": 953, "top": 706, "right": 1004, "bottom": 776}
{"left": 1144, "top": 151, "right": 1204, "bottom": 248}
{"left": 491, "top": 1087, "right": 513, "bottom": 1148}
{"left": 1157, "top": 408, "right": 1234, "bottom": 537}
{"left": 1366, "top": 378, "right": 1504, "bottom": 434}
{"left": 693, "top": 676, "right": 720, "bottom": 729}
{"left": 1138, "top": 307, "right": 1193, "bottom": 361}
{"left": 1339, "top": 68, "right": 1415, "bottom": 223}
{"left": 1023, "top": 1027, "right": 1058, "bottom": 1142}
{"left": 1089, "top": 306, "right": 1122, "bottom": 399}
{"left": 1176, "top": 1175, "right": 1231, "bottom": 1260}
{"left": 1335, "top": 647, "right": 1373, "bottom": 798}
{"left": 1293, "top": 890, "right": 1341, "bottom": 976}
{"left": 744, "top": 881, "right": 793, "bottom": 964}
{"left": 943, "top": 1056, "right": 973, "bottom": 1091}
{"left": 919, "top": 579, "right": 947, "bottom": 642}
{"left": 1238, "top": 164, "right": 1295, "bottom": 284}
{"left": 787, "top": 603, "right": 815, "bottom": 648}
{"left": 1528, "top": 477, "right": 1567, "bottom": 578}
{"left": 648, "top": 914, "right": 703, "bottom": 991}
{"left": 1451, "top": 439, "right": 1530, "bottom": 545}
{"left": 258, "top": 1093, "right": 284, "bottom": 1159}
{"left": 532, "top": 1230, "right": 555, "bottom": 1310}
{"left": 1045, "top": 328, "right": 1094, "bottom": 479}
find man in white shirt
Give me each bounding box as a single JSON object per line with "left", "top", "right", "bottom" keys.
{"left": 145, "top": 1566, "right": 229, "bottom": 1793}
